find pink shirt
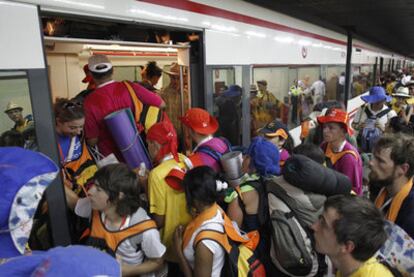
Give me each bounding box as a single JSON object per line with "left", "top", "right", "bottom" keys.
{"left": 84, "top": 81, "right": 162, "bottom": 160}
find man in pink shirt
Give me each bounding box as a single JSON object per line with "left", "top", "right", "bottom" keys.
{"left": 84, "top": 54, "right": 165, "bottom": 161}
{"left": 318, "top": 108, "right": 363, "bottom": 195}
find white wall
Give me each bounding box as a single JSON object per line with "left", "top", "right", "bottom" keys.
{"left": 0, "top": 1, "right": 44, "bottom": 69}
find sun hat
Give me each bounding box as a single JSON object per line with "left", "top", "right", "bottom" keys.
{"left": 0, "top": 246, "right": 121, "bottom": 276}
{"left": 223, "top": 85, "right": 242, "bottom": 98}
{"left": 361, "top": 86, "right": 392, "bottom": 103}
{"left": 247, "top": 136, "right": 280, "bottom": 176}
{"left": 164, "top": 63, "right": 180, "bottom": 76}
{"left": 259, "top": 120, "right": 290, "bottom": 139}
{"left": 317, "top": 108, "right": 353, "bottom": 135}
{"left": 4, "top": 102, "right": 23, "bottom": 113}
{"left": 88, "top": 54, "right": 113, "bottom": 74}
{"left": 393, "top": 86, "right": 411, "bottom": 98}
{"left": 179, "top": 108, "right": 218, "bottom": 135}
{"left": 0, "top": 147, "right": 59, "bottom": 258}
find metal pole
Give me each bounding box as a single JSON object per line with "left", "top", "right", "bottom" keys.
{"left": 379, "top": 57, "right": 384, "bottom": 75}
{"left": 373, "top": 57, "right": 378, "bottom": 86}
{"left": 241, "top": 65, "right": 251, "bottom": 147}
{"left": 344, "top": 29, "right": 353, "bottom": 108}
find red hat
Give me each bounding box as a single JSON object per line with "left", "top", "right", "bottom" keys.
{"left": 147, "top": 121, "right": 179, "bottom": 163}
{"left": 317, "top": 108, "right": 353, "bottom": 135}
{"left": 82, "top": 64, "right": 93, "bottom": 83}
{"left": 179, "top": 108, "right": 218, "bottom": 135}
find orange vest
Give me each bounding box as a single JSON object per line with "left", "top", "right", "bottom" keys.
{"left": 59, "top": 138, "right": 97, "bottom": 197}
{"left": 85, "top": 210, "right": 157, "bottom": 257}
{"left": 324, "top": 143, "right": 359, "bottom": 166}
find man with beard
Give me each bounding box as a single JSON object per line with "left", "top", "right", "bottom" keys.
{"left": 371, "top": 133, "right": 414, "bottom": 238}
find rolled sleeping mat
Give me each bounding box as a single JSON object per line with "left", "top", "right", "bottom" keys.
{"left": 104, "top": 108, "right": 152, "bottom": 170}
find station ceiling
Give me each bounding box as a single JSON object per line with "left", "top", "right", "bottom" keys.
{"left": 246, "top": 0, "right": 414, "bottom": 58}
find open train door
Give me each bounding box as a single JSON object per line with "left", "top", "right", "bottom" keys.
{"left": 0, "top": 1, "right": 70, "bottom": 247}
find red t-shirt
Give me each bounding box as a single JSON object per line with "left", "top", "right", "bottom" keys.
{"left": 84, "top": 81, "right": 162, "bottom": 160}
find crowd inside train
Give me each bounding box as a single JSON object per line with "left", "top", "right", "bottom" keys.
{"left": 1, "top": 54, "right": 414, "bottom": 277}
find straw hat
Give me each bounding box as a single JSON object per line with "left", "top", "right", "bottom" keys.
{"left": 4, "top": 102, "right": 23, "bottom": 113}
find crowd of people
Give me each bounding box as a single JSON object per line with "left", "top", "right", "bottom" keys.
{"left": 1, "top": 55, "right": 414, "bottom": 277}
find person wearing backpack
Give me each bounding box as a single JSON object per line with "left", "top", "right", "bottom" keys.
{"left": 265, "top": 154, "right": 352, "bottom": 277}
{"left": 179, "top": 108, "right": 231, "bottom": 173}
{"left": 145, "top": 120, "right": 192, "bottom": 275}
{"left": 311, "top": 195, "right": 393, "bottom": 277}
{"left": 318, "top": 108, "right": 363, "bottom": 195}
{"left": 173, "top": 166, "right": 265, "bottom": 277}
{"left": 224, "top": 137, "right": 280, "bottom": 273}
{"left": 352, "top": 86, "right": 396, "bottom": 153}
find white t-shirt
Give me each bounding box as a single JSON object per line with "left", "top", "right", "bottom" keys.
{"left": 353, "top": 104, "right": 397, "bottom": 131}
{"left": 310, "top": 80, "right": 326, "bottom": 97}
{"left": 75, "top": 199, "right": 166, "bottom": 275}
{"left": 183, "top": 210, "right": 225, "bottom": 277}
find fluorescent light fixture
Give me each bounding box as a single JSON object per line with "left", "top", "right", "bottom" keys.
{"left": 83, "top": 44, "right": 178, "bottom": 52}
{"left": 210, "top": 24, "right": 237, "bottom": 32}
{"left": 245, "top": 31, "right": 266, "bottom": 38}
{"left": 129, "top": 9, "right": 188, "bottom": 22}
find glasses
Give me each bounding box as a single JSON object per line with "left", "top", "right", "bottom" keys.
{"left": 62, "top": 101, "right": 82, "bottom": 110}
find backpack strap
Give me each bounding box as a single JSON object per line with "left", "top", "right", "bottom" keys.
{"left": 139, "top": 104, "right": 162, "bottom": 134}
{"left": 123, "top": 81, "right": 144, "bottom": 124}
{"left": 194, "top": 229, "right": 232, "bottom": 253}
{"left": 196, "top": 137, "right": 231, "bottom": 162}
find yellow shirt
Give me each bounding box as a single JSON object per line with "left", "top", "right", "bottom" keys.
{"left": 336, "top": 257, "right": 393, "bottom": 277}
{"left": 148, "top": 153, "right": 192, "bottom": 262}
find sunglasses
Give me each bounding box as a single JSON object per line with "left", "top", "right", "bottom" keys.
{"left": 62, "top": 101, "right": 82, "bottom": 110}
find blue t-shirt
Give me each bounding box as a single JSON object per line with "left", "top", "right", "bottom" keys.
{"left": 58, "top": 134, "right": 82, "bottom": 162}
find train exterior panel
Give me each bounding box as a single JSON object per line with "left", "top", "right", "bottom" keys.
{"left": 10, "top": 0, "right": 409, "bottom": 66}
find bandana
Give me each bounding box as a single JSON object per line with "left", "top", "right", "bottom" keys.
{"left": 147, "top": 121, "right": 179, "bottom": 163}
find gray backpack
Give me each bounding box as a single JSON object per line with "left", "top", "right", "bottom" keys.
{"left": 266, "top": 177, "right": 324, "bottom": 277}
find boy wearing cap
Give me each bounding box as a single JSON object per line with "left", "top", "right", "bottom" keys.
{"left": 180, "top": 108, "right": 230, "bottom": 173}
{"left": 251, "top": 80, "right": 281, "bottom": 132}
{"left": 318, "top": 109, "right": 363, "bottom": 195}
{"left": 259, "top": 120, "right": 294, "bottom": 167}
{"left": 83, "top": 54, "right": 165, "bottom": 161}
{"left": 392, "top": 86, "right": 413, "bottom": 125}
{"left": 352, "top": 86, "right": 396, "bottom": 134}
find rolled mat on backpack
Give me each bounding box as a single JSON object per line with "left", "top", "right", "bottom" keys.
{"left": 104, "top": 108, "right": 152, "bottom": 170}
{"left": 282, "top": 154, "right": 352, "bottom": 196}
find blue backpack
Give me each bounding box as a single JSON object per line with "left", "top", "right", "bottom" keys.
{"left": 359, "top": 107, "right": 391, "bottom": 153}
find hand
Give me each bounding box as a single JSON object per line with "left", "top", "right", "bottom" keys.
{"left": 375, "top": 122, "right": 384, "bottom": 132}
{"left": 358, "top": 122, "right": 366, "bottom": 130}
{"left": 174, "top": 225, "right": 184, "bottom": 255}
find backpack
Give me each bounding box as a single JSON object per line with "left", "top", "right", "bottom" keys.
{"left": 196, "top": 137, "right": 232, "bottom": 162}
{"left": 265, "top": 180, "right": 319, "bottom": 277}
{"left": 358, "top": 106, "right": 391, "bottom": 153}
{"left": 194, "top": 209, "right": 266, "bottom": 277}
{"left": 375, "top": 220, "right": 414, "bottom": 277}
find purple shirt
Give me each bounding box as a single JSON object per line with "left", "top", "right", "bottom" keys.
{"left": 322, "top": 141, "right": 363, "bottom": 195}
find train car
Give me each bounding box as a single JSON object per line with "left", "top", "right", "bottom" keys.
{"left": 0, "top": 0, "right": 412, "bottom": 244}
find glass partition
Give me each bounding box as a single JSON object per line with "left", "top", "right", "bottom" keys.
{"left": 0, "top": 71, "right": 37, "bottom": 150}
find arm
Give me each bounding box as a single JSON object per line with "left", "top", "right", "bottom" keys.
{"left": 226, "top": 198, "right": 244, "bottom": 228}
{"left": 174, "top": 225, "right": 193, "bottom": 277}
{"left": 193, "top": 243, "right": 214, "bottom": 277}
{"left": 132, "top": 82, "right": 164, "bottom": 107}
{"left": 64, "top": 185, "right": 79, "bottom": 210}
{"left": 152, "top": 214, "right": 166, "bottom": 229}
{"left": 122, "top": 257, "right": 164, "bottom": 277}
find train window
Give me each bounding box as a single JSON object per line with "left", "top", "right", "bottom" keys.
{"left": 210, "top": 67, "right": 243, "bottom": 146}
{"left": 112, "top": 66, "right": 137, "bottom": 82}
{"left": 0, "top": 71, "right": 37, "bottom": 150}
